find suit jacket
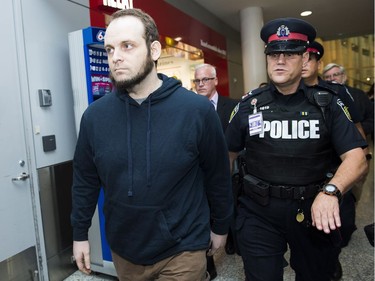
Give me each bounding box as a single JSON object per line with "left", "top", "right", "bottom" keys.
{"left": 216, "top": 95, "right": 238, "bottom": 133}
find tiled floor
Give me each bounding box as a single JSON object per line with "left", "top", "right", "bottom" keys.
{"left": 65, "top": 143, "right": 374, "bottom": 281}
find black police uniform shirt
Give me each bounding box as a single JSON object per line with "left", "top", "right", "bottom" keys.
{"left": 225, "top": 81, "right": 367, "bottom": 186}
{"left": 316, "top": 77, "right": 365, "bottom": 170}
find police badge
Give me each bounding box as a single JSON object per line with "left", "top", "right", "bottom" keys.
{"left": 276, "top": 25, "right": 290, "bottom": 38}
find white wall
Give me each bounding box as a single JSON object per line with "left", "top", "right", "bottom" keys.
{"left": 21, "top": 0, "right": 90, "bottom": 168}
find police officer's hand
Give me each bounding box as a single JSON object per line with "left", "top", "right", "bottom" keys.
{"left": 207, "top": 231, "right": 227, "bottom": 256}
{"left": 311, "top": 192, "right": 341, "bottom": 234}
{"left": 73, "top": 240, "right": 92, "bottom": 275}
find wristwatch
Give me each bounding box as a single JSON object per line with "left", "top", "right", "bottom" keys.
{"left": 320, "top": 184, "right": 342, "bottom": 202}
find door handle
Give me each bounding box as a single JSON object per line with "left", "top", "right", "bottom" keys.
{"left": 12, "top": 172, "right": 30, "bottom": 181}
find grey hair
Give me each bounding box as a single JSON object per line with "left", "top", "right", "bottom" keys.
{"left": 194, "top": 63, "right": 217, "bottom": 77}
{"left": 323, "top": 63, "right": 346, "bottom": 75}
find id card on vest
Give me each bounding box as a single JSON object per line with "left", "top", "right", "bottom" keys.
{"left": 248, "top": 112, "right": 264, "bottom": 136}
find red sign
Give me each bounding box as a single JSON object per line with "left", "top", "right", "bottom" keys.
{"left": 89, "top": 0, "right": 229, "bottom": 95}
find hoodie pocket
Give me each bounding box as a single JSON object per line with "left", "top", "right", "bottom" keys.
{"left": 105, "top": 200, "right": 180, "bottom": 263}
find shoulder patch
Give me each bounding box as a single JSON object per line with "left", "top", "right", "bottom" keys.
{"left": 337, "top": 98, "right": 352, "bottom": 121}
{"left": 229, "top": 102, "right": 240, "bottom": 123}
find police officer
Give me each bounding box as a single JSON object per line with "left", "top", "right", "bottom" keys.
{"left": 303, "top": 41, "right": 371, "bottom": 280}
{"left": 302, "top": 41, "right": 368, "bottom": 141}
{"left": 225, "top": 18, "right": 368, "bottom": 281}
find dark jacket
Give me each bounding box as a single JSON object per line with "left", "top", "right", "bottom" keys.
{"left": 217, "top": 95, "right": 238, "bottom": 133}
{"left": 71, "top": 74, "right": 233, "bottom": 265}
{"left": 345, "top": 85, "right": 374, "bottom": 136}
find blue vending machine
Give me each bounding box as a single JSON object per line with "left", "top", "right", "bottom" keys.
{"left": 69, "top": 27, "right": 116, "bottom": 276}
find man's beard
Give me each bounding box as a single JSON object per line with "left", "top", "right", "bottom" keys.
{"left": 110, "top": 55, "right": 155, "bottom": 94}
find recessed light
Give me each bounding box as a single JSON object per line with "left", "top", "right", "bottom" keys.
{"left": 300, "top": 11, "right": 312, "bottom": 17}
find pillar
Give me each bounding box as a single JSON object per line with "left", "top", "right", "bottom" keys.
{"left": 240, "top": 6, "right": 267, "bottom": 92}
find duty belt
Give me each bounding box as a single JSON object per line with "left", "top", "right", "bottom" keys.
{"left": 242, "top": 174, "right": 323, "bottom": 201}
{"left": 268, "top": 183, "right": 323, "bottom": 199}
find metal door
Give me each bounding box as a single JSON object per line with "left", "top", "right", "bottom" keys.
{"left": 0, "top": 0, "right": 41, "bottom": 280}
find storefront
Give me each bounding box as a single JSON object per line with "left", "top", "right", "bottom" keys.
{"left": 88, "top": 0, "right": 230, "bottom": 95}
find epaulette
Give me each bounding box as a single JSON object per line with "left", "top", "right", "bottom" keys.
{"left": 314, "top": 80, "right": 341, "bottom": 95}
{"left": 242, "top": 86, "right": 269, "bottom": 102}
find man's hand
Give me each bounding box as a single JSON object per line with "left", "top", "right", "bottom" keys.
{"left": 207, "top": 232, "right": 228, "bottom": 256}
{"left": 73, "top": 240, "right": 91, "bottom": 275}
{"left": 311, "top": 192, "right": 341, "bottom": 233}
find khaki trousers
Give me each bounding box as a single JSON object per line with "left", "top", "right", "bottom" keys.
{"left": 111, "top": 250, "right": 208, "bottom": 281}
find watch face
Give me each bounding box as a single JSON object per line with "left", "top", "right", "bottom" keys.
{"left": 325, "top": 185, "right": 336, "bottom": 192}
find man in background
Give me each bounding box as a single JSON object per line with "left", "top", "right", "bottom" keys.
{"left": 323, "top": 63, "right": 373, "bottom": 203}
{"left": 194, "top": 63, "right": 238, "bottom": 280}
{"left": 323, "top": 63, "right": 374, "bottom": 140}
{"left": 302, "top": 41, "right": 370, "bottom": 281}
{"left": 194, "top": 64, "right": 238, "bottom": 133}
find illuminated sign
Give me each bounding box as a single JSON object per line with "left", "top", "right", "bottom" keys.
{"left": 102, "top": 0, "right": 133, "bottom": 10}
{"left": 200, "top": 39, "right": 226, "bottom": 56}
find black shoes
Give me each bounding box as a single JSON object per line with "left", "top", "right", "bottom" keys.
{"left": 206, "top": 255, "right": 217, "bottom": 280}
{"left": 331, "top": 259, "right": 343, "bottom": 281}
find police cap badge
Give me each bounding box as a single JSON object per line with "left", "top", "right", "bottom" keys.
{"left": 260, "top": 17, "right": 316, "bottom": 54}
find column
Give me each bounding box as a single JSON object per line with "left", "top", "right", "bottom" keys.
{"left": 240, "top": 6, "right": 267, "bottom": 92}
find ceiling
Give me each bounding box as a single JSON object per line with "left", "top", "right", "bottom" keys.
{"left": 192, "top": 0, "right": 374, "bottom": 41}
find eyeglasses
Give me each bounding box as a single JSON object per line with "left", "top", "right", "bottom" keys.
{"left": 323, "top": 72, "right": 343, "bottom": 80}
{"left": 267, "top": 52, "right": 302, "bottom": 61}
{"left": 193, "top": 77, "right": 215, "bottom": 85}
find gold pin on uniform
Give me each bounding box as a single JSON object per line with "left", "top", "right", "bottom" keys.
{"left": 296, "top": 209, "right": 305, "bottom": 223}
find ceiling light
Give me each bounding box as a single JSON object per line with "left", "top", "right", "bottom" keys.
{"left": 300, "top": 11, "right": 312, "bottom": 17}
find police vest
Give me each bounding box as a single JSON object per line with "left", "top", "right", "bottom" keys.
{"left": 243, "top": 86, "right": 334, "bottom": 185}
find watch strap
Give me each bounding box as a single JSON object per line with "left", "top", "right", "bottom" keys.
{"left": 320, "top": 184, "right": 342, "bottom": 202}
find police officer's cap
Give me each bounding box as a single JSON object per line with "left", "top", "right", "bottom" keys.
{"left": 260, "top": 17, "right": 316, "bottom": 54}
{"left": 307, "top": 41, "right": 324, "bottom": 60}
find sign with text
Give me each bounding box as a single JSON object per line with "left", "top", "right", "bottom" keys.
{"left": 102, "top": 0, "right": 133, "bottom": 10}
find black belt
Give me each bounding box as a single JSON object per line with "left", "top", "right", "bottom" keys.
{"left": 269, "top": 183, "right": 323, "bottom": 199}
{"left": 242, "top": 173, "right": 323, "bottom": 201}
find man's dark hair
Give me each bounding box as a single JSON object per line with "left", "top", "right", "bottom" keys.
{"left": 110, "top": 8, "right": 160, "bottom": 48}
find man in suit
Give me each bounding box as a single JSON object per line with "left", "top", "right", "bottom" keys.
{"left": 322, "top": 63, "right": 373, "bottom": 202}
{"left": 323, "top": 63, "right": 374, "bottom": 141}
{"left": 194, "top": 63, "right": 238, "bottom": 280}
{"left": 194, "top": 64, "right": 238, "bottom": 132}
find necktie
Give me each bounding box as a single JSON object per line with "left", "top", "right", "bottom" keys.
{"left": 210, "top": 99, "right": 216, "bottom": 111}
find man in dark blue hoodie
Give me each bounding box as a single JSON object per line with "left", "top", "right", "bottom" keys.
{"left": 71, "top": 8, "right": 233, "bottom": 281}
